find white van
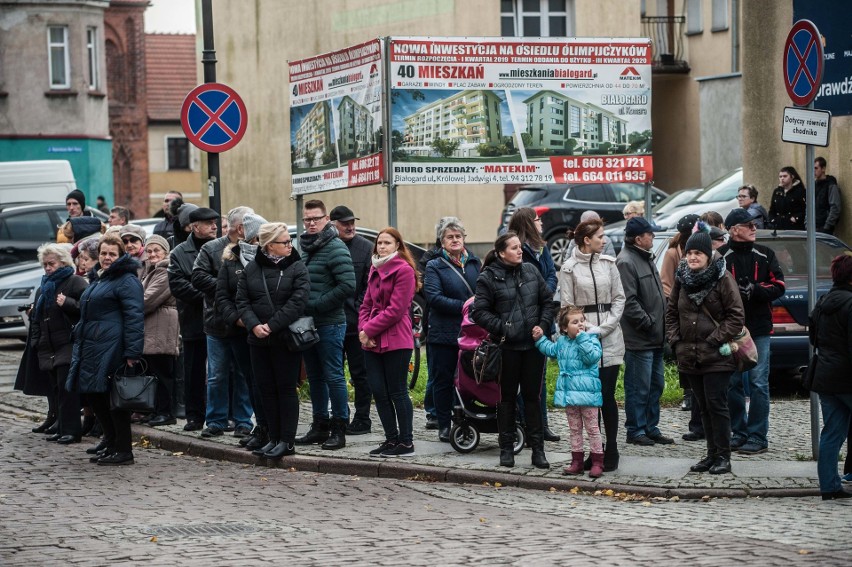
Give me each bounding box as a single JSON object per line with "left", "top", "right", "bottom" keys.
{"left": 0, "top": 160, "right": 77, "bottom": 204}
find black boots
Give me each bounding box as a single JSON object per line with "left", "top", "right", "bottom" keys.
{"left": 524, "top": 403, "right": 550, "bottom": 469}
{"left": 252, "top": 440, "right": 277, "bottom": 457}
{"left": 32, "top": 413, "right": 57, "bottom": 433}
{"left": 321, "top": 418, "right": 346, "bottom": 450}
{"left": 295, "top": 418, "right": 330, "bottom": 445}
{"left": 496, "top": 402, "right": 515, "bottom": 467}
{"left": 264, "top": 441, "right": 296, "bottom": 459}
{"left": 243, "top": 425, "right": 269, "bottom": 450}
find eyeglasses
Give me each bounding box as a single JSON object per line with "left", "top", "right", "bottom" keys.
{"left": 302, "top": 216, "right": 326, "bottom": 224}
{"left": 272, "top": 240, "right": 293, "bottom": 246}
{"left": 122, "top": 237, "right": 142, "bottom": 244}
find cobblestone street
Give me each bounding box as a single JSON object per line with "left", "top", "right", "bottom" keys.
{"left": 1, "top": 411, "right": 849, "bottom": 566}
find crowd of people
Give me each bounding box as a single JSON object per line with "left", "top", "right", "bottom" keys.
{"left": 14, "top": 162, "right": 851, "bottom": 498}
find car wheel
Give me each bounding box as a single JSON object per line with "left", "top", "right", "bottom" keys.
{"left": 547, "top": 233, "right": 570, "bottom": 269}
{"left": 411, "top": 293, "right": 426, "bottom": 342}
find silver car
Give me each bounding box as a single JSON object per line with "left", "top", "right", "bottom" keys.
{"left": 0, "top": 262, "right": 41, "bottom": 339}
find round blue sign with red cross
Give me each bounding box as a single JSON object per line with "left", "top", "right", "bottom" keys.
{"left": 180, "top": 83, "right": 248, "bottom": 153}
{"left": 783, "top": 20, "right": 824, "bottom": 107}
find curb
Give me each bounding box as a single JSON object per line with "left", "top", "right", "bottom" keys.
{"left": 134, "top": 425, "right": 822, "bottom": 501}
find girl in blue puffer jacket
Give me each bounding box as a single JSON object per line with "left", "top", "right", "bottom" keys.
{"left": 534, "top": 304, "right": 604, "bottom": 478}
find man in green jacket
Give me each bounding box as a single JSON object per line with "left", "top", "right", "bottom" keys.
{"left": 295, "top": 199, "right": 356, "bottom": 450}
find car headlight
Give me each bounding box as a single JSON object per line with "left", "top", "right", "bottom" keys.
{"left": 2, "top": 287, "right": 35, "bottom": 300}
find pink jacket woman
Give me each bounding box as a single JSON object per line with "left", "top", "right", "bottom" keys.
{"left": 359, "top": 256, "right": 416, "bottom": 352}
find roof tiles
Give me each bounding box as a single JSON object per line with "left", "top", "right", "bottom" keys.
{"left": 146, "top": 33, "right": 198, "bottom": 122}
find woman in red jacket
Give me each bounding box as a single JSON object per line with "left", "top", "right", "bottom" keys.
{"left": 359, "top": 227, "right": 421, "bottom": 458}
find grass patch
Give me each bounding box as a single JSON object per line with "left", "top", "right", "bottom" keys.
{"left": 301, "top": 348, "right": 686, "bottom": 409}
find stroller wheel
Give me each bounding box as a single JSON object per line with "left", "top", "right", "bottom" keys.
{"left": 513, "top": 424, "right": 526, "bottom": 455}
{"left": 449, "top": 423, "right": 479, "bottom": 453}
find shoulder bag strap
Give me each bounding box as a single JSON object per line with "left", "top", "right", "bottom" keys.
{"left": 439, "top": 256, "right": 474, "bottom": 297}
{"left": 700, "top": 304, "right": 720, "bottom": 328}
{"left": 259, "top": 268, "right": 274, "bottom": 313}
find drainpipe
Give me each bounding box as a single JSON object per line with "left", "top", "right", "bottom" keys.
{"left": 731, "top": 0, "right": 739, "bottom": 72}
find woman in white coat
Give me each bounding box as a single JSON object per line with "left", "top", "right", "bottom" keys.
{"left": 558, "top": 218, "right": 626, "bottom": 471}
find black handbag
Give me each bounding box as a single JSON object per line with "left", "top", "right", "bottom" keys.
{"left": 110, "top": 360, "right": 158, "bottom": 412}
{"left": 285, "top": 316, "right": 321, "bottom": 352}
{"left": 472, "top": 336, "right": 504, "bottom": 384}
{"left": 260, "top": 274, "right": 319, "bottom": 352}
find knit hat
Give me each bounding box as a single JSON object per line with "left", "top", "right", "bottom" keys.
{"left": 69, "top": 216, "right": 102, "bottom": 242}
{"left": 177, "top": 203, "right": 199, "bottom": 228}
{"left": 676, "top": 213, "right": 701, "bottom": 236}
{"left": 242, "top": 213, "right": 268, "bottom": 242}
{"left": 725, "top": 207, "right": 754, "bottom": 228}
{"left": 625, "top": 216, "right": 654, "bottom": 237}
{"left": 145, "top": 234, "right": 171, "bottom": 254}
{"left": 258, "top": 222, "right": 289, "bottom": 250}
{"left": 684, "top": 231, "right": 713, "bottom": 258}
{"left": 66, "top": 189, "right": 86, "bottom": 209}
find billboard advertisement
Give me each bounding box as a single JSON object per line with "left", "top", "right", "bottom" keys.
{"left": 388, "top": 37, "right": 653, "bottom": 185}
{"left": 289, "top": 39, "right": 384, "bottom": 196}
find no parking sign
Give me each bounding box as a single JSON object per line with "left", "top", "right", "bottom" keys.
{"left": 180, "top": 83, "right": 248, "bottom": 153}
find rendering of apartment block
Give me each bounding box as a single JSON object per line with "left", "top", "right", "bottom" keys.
{"left": 294, "top": 100, "right": 333, "bottom": 166}
{"left": 523, "top": 91, "right": 628, "bottom": 153}
{"left": 402, "top": 90, "right": 503, "bottom": 157}
{"left": 337, "top": 96, "right": 375, "bottom": 160}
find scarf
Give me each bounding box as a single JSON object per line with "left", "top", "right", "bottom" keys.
{"left": 372, "top": 251, "right": 398, "bottom": 269}
{"left": 441, "top": 247, "right": 468, "bottom": 268}
{"left": 34, "top": 266, "right": 74, "bottom": 321}
{"left": 262, "top": 249, "right": 287, "bottom": 264}
{"left": 299, "top": 223, "right": 338, "bottom": 254}
{"left": 239, "top": 241, "right": 258, "bottom": 267}
{"left": 674, "top": 256, "right": 726, "bottom": 305}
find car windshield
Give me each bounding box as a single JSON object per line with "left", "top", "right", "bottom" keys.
{"left": 694, "top": 169, "right": 743, "bottom": 203}
{"left": 654, "top": 189, "right": 699, "bottom": 214}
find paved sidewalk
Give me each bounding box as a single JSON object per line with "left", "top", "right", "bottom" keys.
{"left": 1, "top": 389, "right": 828, "bottom": 499}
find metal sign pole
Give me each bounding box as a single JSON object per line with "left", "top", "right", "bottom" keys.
{"left": 382, "top": 38, "right": 397, "bottom": 228}
{"left": 643, "top": 180, "right": 652, "bottom": 222}
{"left": 805, "top": 102, "right": 819, "bottom": 460}
{"left": 295, "top": 195, "right": 304, "bottom": 250}
{"left": 201, "top": 0, "right": 222, "bottom": 237}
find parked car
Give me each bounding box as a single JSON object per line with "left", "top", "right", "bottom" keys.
{"left": 0, "top": 202, "right": 108, "bottom": 266}
{"left": 500, "top": 182, "right": 667, "bottom": 268}
{"left": 652, "top": 229, "right": 850, "bottom": 376}
{"left": 0, "top": 261, "right": 41, "bottom": 339}
{"left": 604, "top": 187, "right": 703, "bottom": 253}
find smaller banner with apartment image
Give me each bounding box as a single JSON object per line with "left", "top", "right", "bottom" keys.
{"left": 289, "top": 39, "right": 384, "bottom": 196}
{"left": 389, "top": 36, "right": 653, "bottom": 185}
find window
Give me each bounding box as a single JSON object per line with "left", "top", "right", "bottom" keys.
{"left": 567, "top": 184, "right": 605, "bottom": 202}
{"left": 569, "top": 106, "right": 580, "bottom": 137}
{"left": 712, "top": 0, "right": 728, "bottom": 31}
{"left": 686, "top": 0, "right": 702, "bottom": 34}
{"left": 167, "top": 137, "right": 190, "bottom": 170}
{"left": 500, "top": 0, "right": 574, "bottom": 37}
{"left": 47, "top": 26, "right": 70, "bottom": 89}
{"left": 86, "top": 27, "right": 98, "bottom": 90}
{"left": 0, "top": 212, "right": 57, "bottom": 242}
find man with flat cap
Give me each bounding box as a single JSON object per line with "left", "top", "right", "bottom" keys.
{"left": 719, "top": 207, "right": 785, "bottom": 455}
{"left": 168, "top": 207, "right": 219, "bottom": 431}
{"left": 330, "top": 205, "right": 374, "bottom": 435}
{"left": 617, "top": 216, "right": 673, "bottom": 447}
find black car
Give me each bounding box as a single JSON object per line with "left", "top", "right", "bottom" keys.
{"left": 652, "top": 230, "right": 850, "bottom": 376}
{"left": 0, "top": 202, "right": 108, "bottom": 266}
{"left": 500, "top": 183, "right": 667, "bottom": 268}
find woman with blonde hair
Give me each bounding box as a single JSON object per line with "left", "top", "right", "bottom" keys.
{"left": 237, "top": 222, "right": 310, "bottom": 460}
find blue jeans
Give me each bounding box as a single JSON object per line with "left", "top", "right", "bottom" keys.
{"left": 430, "top": 343, "right": 458, "bottom": 430}
{"left": 364, "top": 349, "right": 414, "bottom": 444}
{"left": 205, "top": 335, "right": 254, "bottom": 430}
{"left": 728, "top": 334, "right": 771, "bottom": 448}
{"left": 817, "top": 393, "right": 852, "bottom": 494}
{"left": 623, "top": 348, "right": 665, "bottom": 439}
{"left": 302, "top": 323, "right": 350, "bottom": 421}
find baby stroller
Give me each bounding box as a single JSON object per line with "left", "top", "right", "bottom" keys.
{"left": 450, "top": 298, "right": 525, "bottom": 454}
